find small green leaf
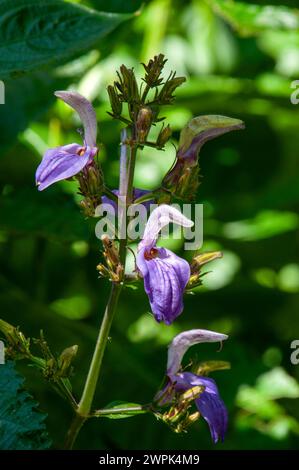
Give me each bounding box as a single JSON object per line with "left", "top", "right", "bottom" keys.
{"left": 0, "top": 0, "right": 132, "bottom": 77}
{"left": 99, "top": 401, "right": 147, "bottom": 419}
{"left": 0, "top": 361, "right": 51, "bottom": 449}
{"left": 208, "top": 0, "right": 299, "bottom": 36}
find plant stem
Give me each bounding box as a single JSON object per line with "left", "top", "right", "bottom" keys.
{"left": 77, "top": 283, "right": 122, "bottom": 417}
{"left": 64, "top": 414, "right": 86, "bottom": 450}
{"left": 64, "top": 127, "right": 138, "bottom": 449}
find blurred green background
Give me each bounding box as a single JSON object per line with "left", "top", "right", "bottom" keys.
{"left": 1, "top": 0, "right": 299, "bottom": 450}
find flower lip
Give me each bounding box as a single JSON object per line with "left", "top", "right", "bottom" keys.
{"left": 54, "top": 90, "right": 97, "bottom": 148}
{"left": 167, "top": 329, "right": 228, "bottom": 375}
{"left": 35, "top": 144, "right": 94, "bottom": 191}
{"left": 138, "top": 204, "right": 194, "bottom": 251}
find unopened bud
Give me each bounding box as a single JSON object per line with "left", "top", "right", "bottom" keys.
{"left": 136, "top": 107, "right": 152, "bottom": 142}
{"left": 142, "top": 54, "right": 167, "bottom": 87}
{"left": 158, "top": 74, "right": 186, "bottom": 104}
{"left": 107, "top": 85, "right": 122, "bottom": 116}
{"left": 191, "top": 251, "right": 223, "bottom": 273}
{"left": 157, "top": 124, "right": 172, "bottom": 148}
{"left": 194, "top": 360, "right": 231, "bottom": 376}
{"left": 58, "top": 345, "right": 78, "bottom": 377}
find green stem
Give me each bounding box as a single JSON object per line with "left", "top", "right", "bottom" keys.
{"left": 64, "top": 127, "right": 138, "bottom": 449}
{"left": 77, "top": 282, "right": 122, "bottom": 417}
{"left": 64, "top": 414, "right": 86, "bottom": 450}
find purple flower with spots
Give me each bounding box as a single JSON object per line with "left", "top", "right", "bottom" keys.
{"left": 136, "top": 205, "right": 193, "bottom": 325}
{"left": 36, "top": 91, "right": 98, "bottom": 191}
{"left": 157, "top": 329, "right": 228, "bottom": 443}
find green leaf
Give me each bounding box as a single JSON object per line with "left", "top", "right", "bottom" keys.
{"left": 89, "top": 0, "right": 142, "bottom": 14}
{"left": 0, "top": 0, "right": 132, "bottom": 78}
{"left": 208, "top": 0, "right": 299, "bottom": 36}
{"left": 0, "top": 361, "right": 51, "bottom": 449}
{"left": 100, "top": 401, "right": 147, "bottom": 419}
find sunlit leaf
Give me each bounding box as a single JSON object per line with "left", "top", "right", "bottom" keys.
{"left": 0, "top": 0, "right": 132, "bottom": 78}
{"left": 209, "top": 0, "right": 299, "bottom": 36}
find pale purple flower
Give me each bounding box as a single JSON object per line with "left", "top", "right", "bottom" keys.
{"left": 157, "top": 329, "right": 228, "bottom": 443}
{"left": 136, "top": 205, "right": 193, "bottom": 325}
{"left": 36, "top": 91, "right": 98, "bottom": 191}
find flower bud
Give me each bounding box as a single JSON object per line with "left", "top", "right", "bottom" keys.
{"left": 107, "top": 85, "right": 122, "bottom": 117}
{"left": 158, "top": 73, "right": 186, "bottom": 104}
{"left": 136, "top": 107, "right": 152, "bottom": 142}
{"left": 142, "top": 54, "right": 167, "bottom": 87}
{"left": 187, "top": 251, "right": 223, "bottom": 290}
{"left": 157, "top": 124, "right": 172, "bottom": 148}
{"left": 58, "top": 345, "right": 78, "bottom": 377}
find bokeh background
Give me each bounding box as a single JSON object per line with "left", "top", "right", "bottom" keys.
{"left": 1, "top": 0, "right": 299, "bottom": 450}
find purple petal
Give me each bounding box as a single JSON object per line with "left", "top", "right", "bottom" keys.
{"left": 172, "top": 372, "right": 228, "bottom": 443}
{"left": 55, "top": 91, "right": 97, "bottom": 148}
{"left": 139, "top": 204, "right": 194, "bottom": 250}
{"left": 167, "top": 329, "right": 228, "bottom": 375}
{"left": 137, "top": 246, "right": 190, "bottom": 325}
{"left": 36, "top": 144, "right": 93, "bottom": 191}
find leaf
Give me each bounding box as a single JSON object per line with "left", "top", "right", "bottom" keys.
{"left": 208, "top": 0, "right": 299, "bottom": 36}
{"left": 0, "top": 187, "right": 91, "bottom": 242}
{"left": 100, "top": 401, "right": 147, "bottom": 419}
{"left": 89, "top": 0, "right": 143, "bottom": 14}
{"left": 0, "top": 0, "right": 132, "bottom": 78}
{"left": 0, "top": 361, "right": 51, "bottom": 449}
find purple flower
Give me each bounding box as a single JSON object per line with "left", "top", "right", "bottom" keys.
{"left": 155, "top": 330, "right": 228, "bottom": 443}
{"left": 36, "top": 91, "right": 98, "bottom": 191}
{"left": 157, "top": 329, "right": 228, "bottom": 443}
{"left": 136, "top": 205, "right": 193, "bottom": 325}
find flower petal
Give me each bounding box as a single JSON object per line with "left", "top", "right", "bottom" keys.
{"left": 172, "top": 372, "right": 228, "bottom": 443}
{"left": 36, "top": 144, "right": 92, "bottom": 191}
{"left": 55, "top": 91, "right": 97, "bottom": 148}
{"left": 139, "top": 204, "right": 194, "bottom": 250}
{"left": 167, "top": 329, "right": 228, "bottom": 375}
{"left": 178, "top": 115, "right": 245, "bottom": 161}
{"left": 137, "top": 246, "right": 190, "bottom": 324}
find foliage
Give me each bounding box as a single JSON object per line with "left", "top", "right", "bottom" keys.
{"left": 0, "top": 361, "right": 51, "bottom": 450}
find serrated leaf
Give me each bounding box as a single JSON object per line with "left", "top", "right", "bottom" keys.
{"left": 0, "top": 361, "right": 51, "bottom": 449}
{"left": 208, "top": 0, "right": 299, "bottom": 36}
{"left": 100, "top": 401, "right": 146, "bottom": 419}
{"left": 0, "top": 0, "right": 132, "bottom": 78}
